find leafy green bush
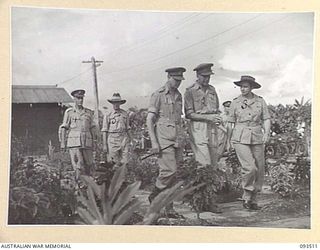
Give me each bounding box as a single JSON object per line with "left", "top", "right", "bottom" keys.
{"left": 126, "top": 152, "right": 158, "bottom": 190}
{"left": 268, "top": 159, "right": 295, "bottom": 197}
{"left": 177, "top": 157, "right": 241, "bottom": 213}
{"left": 267, "top": 156, "right": 310, "bottom": 198}
{"left": 293, "top": 157, "right": 310, "bottom": 186}
{"left": 9, "top": 156, "right": 76, "bottom": 224}
{"left": 8, "top": 187, "right": 50, "bottom": 224}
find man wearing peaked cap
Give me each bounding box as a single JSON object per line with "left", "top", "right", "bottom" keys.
{"left": 59, "top": 89, "right": 98, "bottom": 188}
{"left": 102, "top": 93, "right": 132, "bottom": 166}
{"left": 184, "top": 62, "right": 223, "bottom": 213}
{"left": 165, "top": 67, "right": 186, "bottom": 80}
{"left": 146, "top": 67, "right": 186, "bottom": 218}
{"left": 71, "top": 89, "right": 85, "bottom": 97}
{"left": 193, "top": 63, "right": 214, "bottom": 75}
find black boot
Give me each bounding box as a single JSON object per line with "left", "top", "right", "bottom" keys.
{"left": 243, "top": 200, "right": 252, "bottom": 210}
{"left": 250, "top": 203, "right": 261, "bottom": 210}
{"left": 148, "top": 187, "right": 162, "bottom": 204}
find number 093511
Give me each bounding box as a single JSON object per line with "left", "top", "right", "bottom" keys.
{"left": 300, "top": 244, "right": 318, "bottom": 248}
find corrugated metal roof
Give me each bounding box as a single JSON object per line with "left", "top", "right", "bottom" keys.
{"left": 12, "top": 85, "right": 73, "bottom": 103}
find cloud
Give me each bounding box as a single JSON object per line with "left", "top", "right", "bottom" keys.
{"left": 267, "top": 54, "right": 313, "bottom": 103}
{"left": 217, "top": 37, "right": 313, "bottom": 105}
{"left": 218, "top": 40, "right": 277, "bottom": 72}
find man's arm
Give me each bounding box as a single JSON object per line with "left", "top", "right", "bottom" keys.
{"left": 226, "top": 122, "right": 234, "bottom": 151}
{"left": 59, "top": 109, "right": 71, "bottom": 150}
{"left": 101, "top": 113, "right": 109, "bottom": 152}
{"left": 102, "top": 131, "right": 108, "bottom": 152}
{"left": 184, "top": 89, "right": 221, "bottom": 123}
{"left": 261, "top": 98, "right": 271, "bottom": 144}
{"left": 187, "top": 113, "right": 221, "bottom": 123}
{"left": 59, "top": 126, "right": 67, "bottom": 150}
{"left": 126, "top": 113, "right": 133, "bottom": 143}
{"left": 263, "top": 119, "right": 271, "bottom": 143}
{"left": 146, "top": 112, "right": 160, "bottom": 153}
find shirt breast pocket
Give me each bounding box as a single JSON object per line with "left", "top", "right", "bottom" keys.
{"left": 208, "top": 92, "right": 216, "bottom": 101}
{"left": 70, "top": 116, "right": 78, "bottom": 129}
{"left": 82, "top": 114, "right": 92, "bottom": 127}
{"left": 194, "top": 96, "right": 204, "bottom": 109}
{"left": 253, "top": 103, "right": 262, "bottom": 116}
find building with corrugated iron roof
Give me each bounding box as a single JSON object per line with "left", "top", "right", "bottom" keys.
{"left": 11, "top": 85, "right": 73, "bottom": 155}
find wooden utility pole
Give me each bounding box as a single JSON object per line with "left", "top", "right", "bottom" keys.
{"left": 82, "top": 57, "right": 103, "bottom": 130}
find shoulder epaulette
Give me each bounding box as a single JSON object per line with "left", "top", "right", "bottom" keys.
{"left": 120, "top": 109, "right": 128, "bottom": 115}
{"left": 158, "top": 86, "right": 166, "bottom": 93}
{"left": 65, "top": 107, "right": 73, "bottom": 113}
{"left": 84, "top": 108, "right": 94, "bottom": 114}
{"left": 186, "top": 84, "right": 195, "bottom": 90}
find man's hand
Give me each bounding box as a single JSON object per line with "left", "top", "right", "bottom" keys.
{"left": 225, "top": 141, "right": 233, "bottom": 152}
{"left": 262, "top": 133, "right": 270, "bottom": 144}
{"left": 60, "top": 144, "right": 66, "bottom": 152}
{"left": 206, "top": 114, "right": 222, "bottom": 124}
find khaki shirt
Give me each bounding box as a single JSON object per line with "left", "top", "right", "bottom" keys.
{"left": 101, "top": 109, "right": 130, "bottom": 133}
{"left": 148, "top": 85, "right": 182, "bottom": 143}
{"left": 228, "top": 94, "right": 270, "bottom": 144}
{"left": 184, "top": 82, "right": 219, "bottom": 116}
{"left": 61, "top": 107, "right": 95, "bottom": 148}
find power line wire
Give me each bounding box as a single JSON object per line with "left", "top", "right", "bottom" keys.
{"left": 116, "top": 13, "right": 211, "bottom": 55}
{"left": 100, "top": 14, "right": 290, "bottom": 85}
{"left": 81, "top": 13, "right": 200, "bottom": 60}
{"left": 100, "top": 14, "right": 263, "bottom": 76}
{"left": 57, "top": 67, "right": 92, "bottom": 86}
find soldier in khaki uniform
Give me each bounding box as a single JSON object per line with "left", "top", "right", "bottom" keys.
{"left": 102, "top": 93, "right": 132, "bottom": 166}
{"left": 226, "top": 76, "right": 271, "bottom": 210}
{"left": 147, "top": 67, "right": 186, "bottom": 218}
{"left": 184, "top": 63, "right": 222, "bottom": 213}
{"left": 184, "top": 63, "right": 222, "bottom": 167}
{"left": 60, "top": 89, "right": 97, "bottom": 183}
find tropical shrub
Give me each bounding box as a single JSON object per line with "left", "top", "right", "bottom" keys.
{"left": 9, "top": 156, "right": 76, "bottom": 224}
{"left": 267, "top": 156, "right": 310, "bottom": 198}
{"left": 8, "top": 187, "right": 50, "bottom": 224}
{"left": 177, "top": 156, "right": 241, "bottom": 213}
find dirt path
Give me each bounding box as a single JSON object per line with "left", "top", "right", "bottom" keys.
{"left": 136, "top": 185, "right": 310, "bottom": 228}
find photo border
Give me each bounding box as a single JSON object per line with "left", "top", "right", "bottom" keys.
{"left": 0, "top": 0, "right": 319, "bottom": 243}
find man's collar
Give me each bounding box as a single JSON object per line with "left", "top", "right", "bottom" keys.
{"left": 112, "top": 109, "right": 122, "bottom": 113}
{"left": 194, "top": 81, "right": 213, "bottom": 91}
{"left": 237, "top": 93, "right": 258, "bottom": 102}
{"left": 164, "top": 83, "right": 170, "bottom": 94}
{"left": 194, "top": 82, "right": 202, "bottom": 90}
{"left": 164, "top": 83, "right": 180, "bottom": 95}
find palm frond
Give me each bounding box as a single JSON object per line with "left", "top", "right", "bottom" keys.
{"left": 112, "top": 181, "right": 141, "bottom": 215}
{"left": 113, "top": 199, "right": 143, "bottom": 225}
{"left": 109, "top": 166, "right": 126, "bottom": 203}
{"left": 77, "top": 207, "right": 99, "bottom": 225}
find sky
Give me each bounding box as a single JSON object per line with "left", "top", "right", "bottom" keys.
{"left": 11, "top": 7, "right": 314, "bottom": 110}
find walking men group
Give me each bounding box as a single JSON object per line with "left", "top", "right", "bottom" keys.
{"left": 60, "top": 91, "right": 131, "bottom": 184}
{"left": 61, "top": 63, "right": 270, "bottom": 216}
